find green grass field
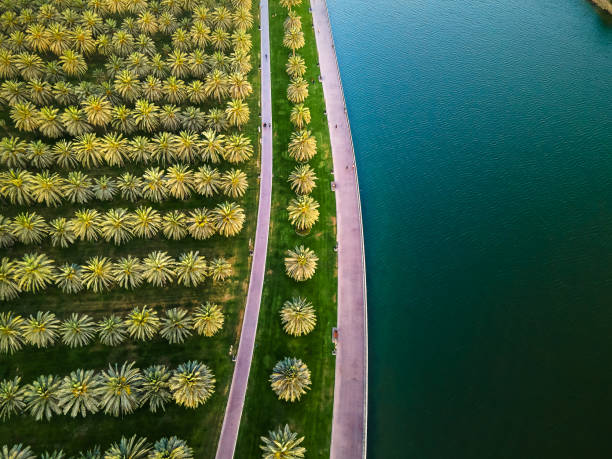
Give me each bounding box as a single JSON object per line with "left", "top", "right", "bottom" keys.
{"left": 0, "top": 1, "right": 262, "bottom": 455}
{"left": 234, "top": 0, "right": 338, "bottom": 456}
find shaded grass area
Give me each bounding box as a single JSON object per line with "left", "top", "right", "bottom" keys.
{"left": 0, "top": 3, "right": 262, "bottom": 456}
{"left": 235, "top": 0, "right": 338, "bottom": 457}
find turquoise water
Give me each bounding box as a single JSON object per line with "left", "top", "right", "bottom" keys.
{"left": 325, "top": 0, "right": 612, "bottom": 457}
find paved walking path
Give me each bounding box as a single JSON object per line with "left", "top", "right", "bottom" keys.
{"left": 214, "top": 1, "right": 273, "bottom": 457}
{"left": 310, "top": 0, "right": 369, "bottom": 457}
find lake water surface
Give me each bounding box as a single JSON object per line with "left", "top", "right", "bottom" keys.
{"left": 326, "top": 0, "right": 612, "bottom": 457}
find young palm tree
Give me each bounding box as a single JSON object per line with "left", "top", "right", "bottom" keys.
{"left": 224, "top": 134, "right": 253, "bottom": 163}
{"left": 200, "top": 130, "right": 224, "bottom": 163}
{"left": 97, "top": 315, "right": 128, "bottom": 346}
{"left": 288, "top": 130, "right": 317, "bottom": 162}
{"left": 163, "top": 76, "right": 187, "bottom": 104}
{"left": 183, "top": 108, "right": 207, "bottom": 134}
{"left": 283, "top": 28, "right": 304, "bottom": 55}
{"left": 170, "top": 361, "right": 215, "bottom": 408}
{"left": 142, "top": 167, "right": 168, "bottom": 202}
{"left": 101, "top": 132, "right": 129, "bottom": 167}
{"left": 232, "top": 30, "right": 252, "bottom": 54}
{"left": 58, "top": 369, "right": 100, "bottom": 417}
{"left": 193, "top": 303, "right": 224, "bottom": 337}
{"left": 206, "top": 107, "right": 229, "bottom": 132}
{"left": 98, "top": 362, "right": 143, "bottom": 417}
{"left": 172, "top": 131, "right": 199, "bottom": 163}
{"left": 61, "top": 313, "right": 96, "bottom": 348}
{"left": 114, "top": 70, "right": 141, "bottom": 102}
{"left": 133, "top": 99, "right": 160, "bottom": 132}
{"left": 233, "top": 6, "right": 254, "bottom": 31}
{"left": 59, "top": 49, "right": 87, "bottom": 76}
{"left": 142, "top": 75, "right": 164, "bottom": 102}
{"left": 24, "top": 375, "right": 62, "bottom": 421}
{"left": 280, "top": 0, "right": 303, "bottom": 9}
{"left": 228, "top": 72, "right": 253, "bottom": 100}
{"left": 210, "top": 51, "right": 230, "bottom": 72}
{"left": 142, "top": 251, "right": 176, "bottom": 287}
{"left": 14, "top": 253, "right": 56, "bottom": 293}
{"left": 81, "top": 256, "right": 114, "bottom": 292}
{"left": 104, "top": 436, "right": 150, "bottom": 458}
{"left": 93, "top": 176, "right": 118, "bottom": 201}
{"left": 70, "top": 209, "right": 101, "bottom": 241}
{"left": 204, "top": 69, "right": 229, "bottom": 102}
{"left": 10, "top": 102, "right": 39, "bottom": 132}
{"left": 23, "top": 311, "right": 60, "bottom": 348}
{"left": 186, "top": 208, "right": 217, "bottom": 240}
{"left": 209, "top": 258, "right": 232, "bottom": 282}
{"left": 167, "top": 50, "right": 190, "bottom": 78}
{"left": 11, "top": 211, "right": 48, "bottom": 244}
{"left": 280, "top": 297, "right": 317, "bottom": 337}
{"left": 81, "top": 95, "right": 113, "bottom": 127}
{"left": 62, "top": 172, "right": 93, "bottom": 204}
{"left": 260, "top": 425, "right": 306, "bottom": 459}
{"left": 55, "top": 263, "right": 84, "bottom": 294}
{"left": 287, "top": 78, "right": 309, "bottom": 104}
{"left": 149, "top": 437, "right": 193, "bottom": 459}
{"left": 213, "top": 202, "right": 245, "bottom": 237}
{"left": 287, "top": 195, "right": 320, "bottom": 232}
{"left": 288, "top": 164, "right": 317, "bottom": 195}
{"left": 141, "top": 365, "right": 171, "bottom": 413}
{"left": 1, "top": 81, "right": 28, "bottom": 107}
{"left": 220, "top": 169, "right": 248, "bottom": 198}
{"left": 29, "top": 79, "right": 54, "bottom": 106}
{"left": 225, "top": 99, "right": 250, "bottom": 129}
{"left": 0, "top": 445, "right": 35, "bottom": 459}
{"left": 165, "top": 164, "right": 194, "bottom": 200}
{"left": 159, "top": 104, "right": 182, "bottom": 131}
{"left": 118, "top": 173, "right": 144, "bottom": 202}
{"left": 210, "top": 28, "right": 231, "bottom": 51}
{"left": 101, "top": 208, "right": 133, "bottom": 245}
{"left": 0, "top": 217, "right": 15, "bottom": 249}
{"left": 290, "top": 104, "right": 311, "bottom": 129}
{"left": 284, "top": 246, "right": 318, "bottom": 281}
{"left": 176, "top": 251, "right": 208, "bottom": 287}
{"left": 284, "top": 10, "right": 302, "bottom": 31}
{"left": 31, "top": 172, "right": 64, "bottom": 207}
{"left": 72, "top": 26, "right": 96, "bottom": 55}
{"left": 112, "top": 256, "right": 144, "bottom": 290}
{"left": 111, "top": 105, "right": 136, "bottom": 134}
{"left": 270, "top": 357, "right": 311, "bottom": 402}
{"left": 125, "top": 305, "right": 160, "bottom": 341}
{"left": 160, "top": 308, "right": 193, "bottom": 344}
{"left": 171, "top": 27, "right": 190, "bottom": 51}
{"left": 0, "top": 376, "right": 25, "bottom": 420}
{"left": 132, "top": 206, "right": 162, "bottom": 239}
{"left": 53, "top": 140, "right": 78, "bottom": 169}
{"left": 48, "top": 218, "right": 75, "bottom": 249}
{"left": 0, "top": 49, "right": 18, "bottom": 78}
{"left": 160, "top": 211, "right": 186, "bottom": 241}
{"left": 0, "top": 312, "right": 24, "bottom": 355}
{"left": 1, "top": 169, "right": 32, "bottom": 205}
{"left": 16, "top": 52, "right": 44, "bottom": 80}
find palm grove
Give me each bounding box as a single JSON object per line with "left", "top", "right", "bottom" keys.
{"left": 0, "top": 0, "right": 256, "bottom": 454}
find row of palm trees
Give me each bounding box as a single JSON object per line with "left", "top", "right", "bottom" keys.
{"left": 1, "top": 167, "right": 248, "bottom": 207}
{"left": 0, "top": 251, "right": 233, "bottom": 300}
{"left": 0, "top": 204, "right": 244, "bottom": 249}
{"left": 0, "top": 359, "right": 215, "bottom": 421}
{"left": 0, "top": 130, "right": 253, "bottom": 169}
{"left": 0, "top": 303, "right": 225, "bottom": 354}
{"left": 2, "top": 435, "right": 194, "bottom": 459}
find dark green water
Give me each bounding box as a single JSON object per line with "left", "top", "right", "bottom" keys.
{"left": 326, "top": 0, "right": 612, "bottom": 457}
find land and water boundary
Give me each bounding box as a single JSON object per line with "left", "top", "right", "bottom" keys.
{"left": 590, "top": 0, "right": 612, "bottom": 14}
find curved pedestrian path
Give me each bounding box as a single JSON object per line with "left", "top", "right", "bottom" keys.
{"left": 310, "top": 0, "right": 369, "bottom": 457}
{"left": 214, "top": 1, "right": 273, "bottom": 457}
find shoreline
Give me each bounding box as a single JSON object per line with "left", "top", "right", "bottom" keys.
{"left": 589, "top": 0, "right": 612, "bottom": 14}
{"left": 310, "top": 0, "right": 369, "bottom": 457}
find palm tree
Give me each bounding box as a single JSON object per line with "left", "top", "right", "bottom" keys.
{"left": 280, "top": 0, "right": 303, "bottom": 9}
{"left": 170, "top": 361, "right": 215, "bottom": 408}
{"left": 133, "top": 99, "right": 160, "bottom": 132}
{"left": 0, "top": 376, "right": 25, "bottom": 420}
{"left": 224, "top": 134, "right": 253, "bottom": 163}
{"left": 210, "top": 51, "right": 230, "bottom": 72}
{"left": 1, "top": 81, "right": 28, "bottom": 107}
{"left": 225, "top": 99, "right": 250, "bottom": 129}
{"left": 290, "top": 104, "right": 311, "bottom": 129}
{"left": 24, "top": 375, "right": 62, "bottom": 421}
{"left": 233, "top": 6, "right": 254, "bottom": 31}
{"left": 186, "top": 79, "right": 207, "bottom": 104}
{"left": 187, "top": 208, "right": 217, "bottom": 240}
{"left": 11, "top": 211, "right": 48, "bottom": 244}
{"left": 0, "top": 445, "right": 35, "bottom": 459}
{"left": 16, "top": 52, "right": 44, "bottom": 79}
{"left": 55, "top": 263, "right": 83, "bottom": 294}
{"left": 81, "top": 256, "right": 115, "bottom": 292}
{"left": 192, "top": 167, "right": 220, "bottom": 200}
{"left": 63, "top": 171, "right": 94, "bottom": 204}
{"left": 220, "top": 169, "right": 248, "bottom": 198}
{"left": 82, "top": 95, "right": 113, "bottom": 127}
{"left": 74, "top": 134, "right": 104, "bottom": 169}
{"left": 142, "top": 167, "right": 168, "bottom": 202}
{"left": 104, "top": 436, "right": 150, "bottom": 459}
{"left": 167, "top": 50, "right": 190, "bottom": 78}
{"left": 287, "top": 195, "right": 320, "bottom": 233}
{"left": 58, "top": 369, "right": 100, "bottom": 417}
{"left": 284, "top": 246, "right": 318, "bottom": 281}
{"left": 172, "top": 131, "right": 200, "bottom": 163}
{"left": 288, "top": 164, "right": 317, "bottom": 195}
{"left": 165, "top": 164, "right": 194, "bottom": 200}
{"left": 59, "top": 50, "right": 87, "bottom": 76}
{"left": 72, "top": 26, "right": 96, "bottom": 55}
{"left": 137, "top": 10, "right": 158, "bottom": 35}
{"left": 98, "top": 315, "right": 128, "bottom": 347}
{"left": 206, "top": 107, "right": 229, "bottom": 132}
{"left": 10, "top": 102, "right": 39, "bottom": 132}
{"left": 98, "top": 362, "right": 143, "bottom": 417}
{"left": 160, "top": 308, "right": 193, "bottom": 344}
{"left": 54, "top": 140, "right": 78, "bottom": 169}
{"left": 212, "top": 6, "right": 233, "bottom": 29}
{"left": 270, "top": 357, "right": 311, "bottom": 402}
{"left": 142, "top": 251, "right": 176, "bottom": 287}
{"left": 0, "top": 312, "right": 24, "bottom": 355}
{"left": 284, "top": 10, "right": 302, "bottom": 32}
{"left": 132, "top": 206, "right": 161, "bottom": 239}
{"left": 118, "top": 173, "right": 144, "bottom": 202}
{"left": 213, "top": 202, "right": 245, "bottom": 237}
{"left": 61, "top": 313, "right": 96, "bottom": 348}
{"left": 163, "top": 76, "right": 187, "bottom": 104}
{"left": 171, "top": 27, "right": 190, "bottom": 51}
{"left": 101, "top": 208, "right": 133, "bottom": 245}
{"left": 204, "top": 69, "right": 229, "bottom": 102}
{"left": 209, "top": 258, "right": 232, "bottom": 282}
{"left": 283, "top": 29, "right": 305, "bottom": 55}
{"left": 142, "top": 76, "right": 164, "bottom": 102}
{"left": 260, "top": 425, "right": 306, "bottom": 459}
{"left": 141, "top": 365, "right": 171, "bottom": 413}
{"left": 0, "top": 49, "right": 18, "bottom": 78}
{"left": 31, "top": 172, "right": 64, "bottom": 207}
{"left": 49, "top": 219, "right": 76, "bottom": 249}
{"left": 193, "top": 303, "right": 224, "bottom": 337}
{"left": 53, "top": 81, "right": 76, "bottom": 106}
{"left": 29, "top": 79, "right": 54, "bottom": 105}
{"left": 23, "top": 311, "right": 60, "bottom": 348}
{"left": 0, "top": 217, "right": 15, "bottom": 249}
{"left": 210, "top": 28, "right": 231, "bottom": 51}
{"left": 176, "top": 251, "right": 208, "bottom": 287}
{"left": 114, "top": 70, "right": 141, "bottom": 101}
{"left": 227, "top": 73, "right": 252, "bottom": 100}
{"left": 149, "top": 437, "right": 193, "bottom": 459}
{"left": 280, "top": 297, "right": 317, "bottom": 337}
{"left": 162, "top": 210, "right": 188, "bottom": 240}
{"left": 200, "top": 130, "right": 225, "bottom": 164}
{"left": 112, "top": 256, "right": 144, "bottom": 290}
{"left": 125, "top": 305, "right": 160, "bottom": 341}
{"left": 1, "top": 169, "right": 32, "bottom": 205}
{"left": 159, "top": 104, "right": 182, "bottom": 131}
{"left": 70, "top": 209, "right": 101, "bottom": 241}
{"left": 288, "top": 130, "right": 317, "bottom": 162}
{"left": 14, "top": 253, "right": 55, "bottom": 293}
{"left": 101, "top": 132, "right": 129, "bottom": 166}
{"left": 287, "top": 78, "right": 309, "bottom": 103}
{"left": 93, "top": 176, "right": 118, "bottom": 201}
